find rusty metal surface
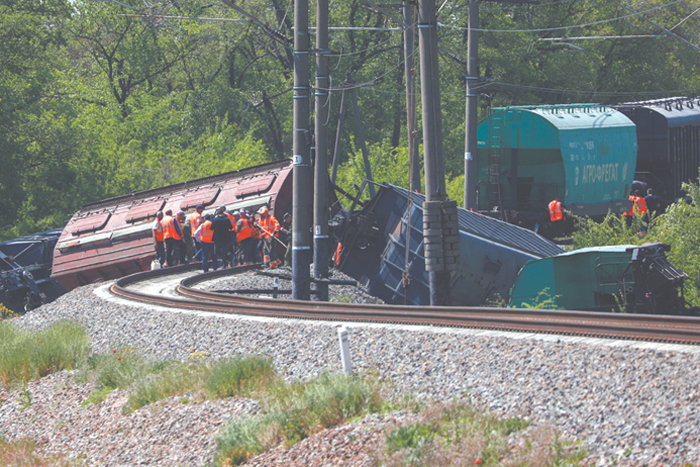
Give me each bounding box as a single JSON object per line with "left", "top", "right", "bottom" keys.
{"left": 53, "top": 160, "right": 294, "bottom": 291}
{"left": 109, "top": 267, "right": 700, "bottom": 345}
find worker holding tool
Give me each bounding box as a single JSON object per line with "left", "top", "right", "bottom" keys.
{"left": 257, "top": 206, "right": 282, "bottom": 268}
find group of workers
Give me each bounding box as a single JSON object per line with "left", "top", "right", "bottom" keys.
{"left": 151, "top": 204, "right": 292, "bottom": 272}
{"left": 547, "top": 187, "right": 664, "bottom": 237}
{"left": 625, "top": 188, "right": 663, "bottom": 217}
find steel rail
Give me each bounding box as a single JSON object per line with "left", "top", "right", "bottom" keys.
{"left": 109, "top": 266, "right": 700, "bottom": 344}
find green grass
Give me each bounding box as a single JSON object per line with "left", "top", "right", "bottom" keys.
{"left": 0, "top": 320, "right": 588, "bottom": 466}
{"left": 206, "top": 355, "right": 276, "bottom": 398}
{"left": 216, "top": 372, "right": 386, "bottom": 466}
{"left": 379, "top": 401, "right": 587, "bottom": 467}
{"left": 0, "top": 320, "right": 90, "bottom": 387}
{"left": 80, "top": 350, "right": 277, "bottom": 414}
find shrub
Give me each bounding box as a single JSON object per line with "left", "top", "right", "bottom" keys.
{"left": 378, "top": 401, "right": 585, "bottom": 467}
{"left": 216, "top": 372, "right": 386, "bottom": 466}
{"left": 206, "top": 355, "right": 276, "bottom": 399}
{"left": 572, "top": 212, "right": 649, "bottom": 250}
{"left": 515, "top": 288, "right": 561, "bottom": 310}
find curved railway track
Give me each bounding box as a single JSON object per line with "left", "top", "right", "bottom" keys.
{"left": 109, "top": 265, "right": 700, "bottom": 345}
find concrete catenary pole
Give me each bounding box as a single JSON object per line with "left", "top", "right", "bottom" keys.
{"left": 292, "top": 0, "right": 311, "bottom": 300}
{"left": 403, "top": 0, "right": 421, "bottom": 193}
{"left": 313, "top": 0, "right": 330, "bottom": 301}
{"left": 418, "top": 0, "right": 452, "bottom": 306}
{"left": 464, "top": 0, "right": 479, "bottom": 209}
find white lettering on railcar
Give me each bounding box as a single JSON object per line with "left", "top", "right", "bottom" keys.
{"left": 580, "top": 163, "right": 619, "bottom": 184}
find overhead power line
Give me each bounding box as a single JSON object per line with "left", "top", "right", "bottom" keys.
{"left": 540, "top": 34, "right": 667, "bottom": 41}
{"left": 611, "top": 0, "right": 700, "bottom": 53}
{"left": 119, "top": 13, "right": 247, "bottom": 22}
{"left": 438, "top": 0, "right": 691, "bottom": 33}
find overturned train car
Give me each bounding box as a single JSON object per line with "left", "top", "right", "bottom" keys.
{"left": 0, "top": 229, "right": 66, "bottom": 313}
{"left": 335, "top": 184, "right": 564, "bottom": 306}
{"left": 51, "top": 160, "right": 293, "bottom": 291}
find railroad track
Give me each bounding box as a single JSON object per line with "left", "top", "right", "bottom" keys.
{"left": 110, "top": 265, "right": 700, "bottom": 345}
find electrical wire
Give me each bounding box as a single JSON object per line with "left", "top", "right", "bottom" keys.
{"left": 438, "top": 0, "right": 691, "bottom": 33}
{"left": 326, "top": 35, "right": 401, "bottom": 57}
{"left": 490, "top": 80, "right": 700, "bottom": 97}
{"left": 277, "top": 0, "right": 292, "bottom": 35}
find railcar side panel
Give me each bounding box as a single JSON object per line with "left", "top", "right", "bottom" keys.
{"left": 52, "top": 160, "right": 293, "bottom": 291}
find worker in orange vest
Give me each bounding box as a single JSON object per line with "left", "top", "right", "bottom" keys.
{"left": 152, "top": 211, "right": 166, "bottom": 267}
{"left": 163, "top": 210, "right": 187, "bottom": 266}
{"left": 623, "top": 190, "right": 648, "bottom": 225}
{"left": 194, "top": 214, "right": 217, "bottom": 272}
{"left": 257, "top": 206, "right": 281, "bottom": 268}
{"left": 548, "top": 198, "right": 566, "bottom": 238}
{"left": 634, "top": 191, "right": 648, "bottom": 215}
{"left": 236, "top": 211, "right": 255, "bottom": 265}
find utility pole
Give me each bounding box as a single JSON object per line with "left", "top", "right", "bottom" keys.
{"left": 313, "top": 0, "right": 330, "bottom": 301}
{"left": 418, "top": 0, "right": 458, "bottom": 306}
{"left": 464, "top": 0, "right": 479, "bottom": 209}
{"left": 403, "top": 0, "right": 421, "bottom": 193}
{"left": 292, "top": 0, "right": 311, "bottom": 300}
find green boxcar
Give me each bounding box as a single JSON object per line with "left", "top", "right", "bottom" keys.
{"left": 477, "top": 105, "right": 637, "bottom": 218}
{"left": 509, "top": 245, "right": 636, "bottom": 311}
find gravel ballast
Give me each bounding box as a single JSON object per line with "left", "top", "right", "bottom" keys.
{"left": 2, "top": 269, "right": 700, "bottom": 466}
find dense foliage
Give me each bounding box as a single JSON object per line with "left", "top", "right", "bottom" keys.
{"left": 2, "top": 0, "right": 700, "bottom": 240}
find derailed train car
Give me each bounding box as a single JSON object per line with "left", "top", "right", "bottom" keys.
{"left": 50, "top": 158, "right": 561, "bottom": 308}
{"left": 0, "top": 229, "right": 66, "bottom": 313}
{"left": 476, "top": 104, "right": 637, "bottom": 227}
{"left": 476, "top": 99, "right": 700, "bottom": 228}
{"left": 615, "top": 97, "right": 700, "bottom": 202}
{"left": 510, "top": 243, "right": 694, "bottom": 315}
{"left": 51, "top": 160, "right": 293, "bottom": 291}
{"left": 334, "top": 183, "right": 564, "bottom": 306}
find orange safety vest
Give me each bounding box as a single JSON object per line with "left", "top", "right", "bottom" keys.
{"left": 163, "top": 216, "right": 182, "bottom": 241}
{"left": 625, "top": 195, "right": 648, "bottom": 216}
{"left": 636, "top": 196, "right": 648, "bottom": 214}
{"left": 548, "top": 200, "right": 564, "bottom": 222}
{"left": 152, "top": 219, "right": 165, "bottom": 242}
{"left": 259, "top": 215, "right": 280, "bottom": 239}
{"left": 237, "top": 219, "right": 252, "bottom": 242}
{"left": 189, "top": 212, "right": 203, "bottom": 235}
{"left": 200, "top": 220, "right": 214, "bottom": 243}
{"left": 333, "top": 242, "right": 342, "bottom": 266}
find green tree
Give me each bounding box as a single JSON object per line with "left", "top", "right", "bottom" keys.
{"left": 0, "top": 0, "right": 77, "bottom": 239}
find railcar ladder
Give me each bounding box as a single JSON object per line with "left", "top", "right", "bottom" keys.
{"left": 489, "top": 118, "right": 505, "bottom": 220}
